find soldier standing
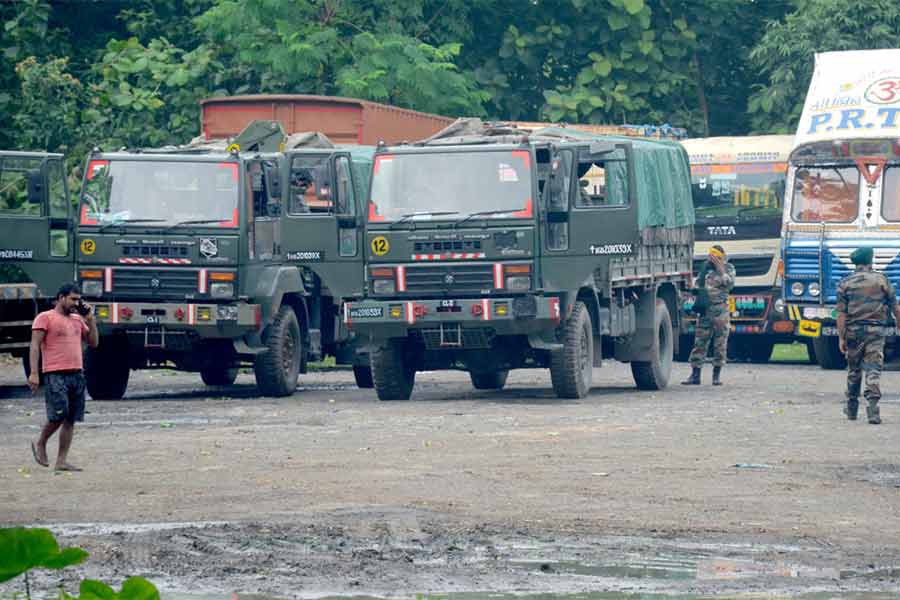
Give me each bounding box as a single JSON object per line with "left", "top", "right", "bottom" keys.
{"left": 836, "top": 247, "right": 900, "bottom": 424}
{"left": 682, "top": 245, "right": 736, "bottom": 386}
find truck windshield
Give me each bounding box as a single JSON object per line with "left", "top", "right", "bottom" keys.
{"left": 691, "top": 162, "right": 784, "bottom": 240}
{"left": 790, "top": 165, "right": 859, "bottom": 223}
{"left": 80, "top": 160, "right": 239, "bottom": 227}
{"left": 368, "top": 150, "right": 532, "bottom": 222}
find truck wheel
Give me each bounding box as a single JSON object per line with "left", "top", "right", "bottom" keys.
{"left": 85, "top": 339, "right": 130, "bottom": 400}
{"left": 805, "top": 340, "right": 817, "bottom": 364}
{"left": 372, "top": 340, "right": 415, "bottom": 401}
{"left": 470, "top": 369, "right": 509, "bottom": 390}
{"left": 353, "top": 364, "right": 374, "bottom": 389}
{"left": 201, "top": 367, "right": 238, "bottom": 386}
{"left": 550, "top": 300, "right": 593, "bottom": 399}
{"left": 254, "top": 306, "right": 302, "bottom": 397}
{"left": 631, "top": 299, "right": 673, "bottom": 391}
{"left": 812, "top": 335, "right": 847, "bottom": 370}
{"left": 675, "top": 334, "right": 693, "bottom": 362}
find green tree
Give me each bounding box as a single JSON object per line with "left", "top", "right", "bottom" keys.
{"left": 749, "top": 0, "right": 900, "bottom": 133}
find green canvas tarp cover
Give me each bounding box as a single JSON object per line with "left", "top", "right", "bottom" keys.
{"left": 536, "top": 127, "right": 695, "bottom": 230}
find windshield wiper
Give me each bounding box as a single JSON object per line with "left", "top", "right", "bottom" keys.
{"left": 453, "top": 209, "right": 524, "bottom": 229}
{"left": 388, "top": 211, "right": 459, "bottom": 229}
{"left": 97, "top": 218, "right": 167, "bottom": 233}
{"left": 161, "top": 219, "right": 229, "bottom": 233}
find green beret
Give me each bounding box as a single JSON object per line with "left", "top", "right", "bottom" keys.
{"left": 850, "top": 247, "right": 874, "bottom": 265}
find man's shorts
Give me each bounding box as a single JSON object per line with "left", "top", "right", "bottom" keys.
{"left": 44, "top": 371, "right": 86, "bottom": 423}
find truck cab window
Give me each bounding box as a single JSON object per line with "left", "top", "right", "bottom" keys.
{"left": 0, "top": 157, "right": 43, "bottom": 216}
{"left": 881, "top": 167, "right": 900, "bottom": 221}
{"left": 289, "top": 155, "right": 333, "bottom": 214}
{"left": 575, "top": 158, "right": 628, "bottom": 208}
{"left": 791, "top": 166, "right": 859, "bottom": 222}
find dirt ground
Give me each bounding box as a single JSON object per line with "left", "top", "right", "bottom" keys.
{"left": 2, "top": 357, "right": 900, "bottom": 598}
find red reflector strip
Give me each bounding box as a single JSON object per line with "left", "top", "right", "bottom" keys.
{"left": 493, "top": 263, "right": 504, "bottom": 289}
{"left": 198, "top": 269, "right": 208, "bottom": 294}
{"left": 343, "top": 303, "right": 352, "bottom": 325}
{"left": 411, "top": 253, "right": 486, "bottom": 260}
{"left": 104, "top": 268, "right": 113, "bottom": 292}
{"left": 111, "top": 302, "right": 119, "bottom": 324}
{"left": 188, "top": 304, "right": 196, "bottom": 325}
{"left": 396, "top": 266, "right": 407, "bottom": 292}
{"left": 550, "top": 297, "right": 561, "bottom": 321}
{"left": 406, "top": 301, "right": 416, "bottom": 324}
{"left": 482, "top": 299, "right": 491, "bottom": 321}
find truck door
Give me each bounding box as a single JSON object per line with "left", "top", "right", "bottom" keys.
{"left": 281, "top": 151, "right": 363, "bottom": 300}
{"left": 540, "top": 143, "right": 639, "bottom": 292}
{"left": 0, "top": 152, "right": 73, "bottom": 294}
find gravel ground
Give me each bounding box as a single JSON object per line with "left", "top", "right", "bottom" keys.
{"left": 2, "top": 358, "right": 900, "bottom": 598}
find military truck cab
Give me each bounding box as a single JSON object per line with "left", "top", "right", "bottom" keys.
{"left": 76, "top": 131, "right": 372, "bottom": 399}
{"left": 0, "top": 151, "right": 75, "bottom": 375}
{"left": 346, "top": 121, "right": 695, "bottom": 400}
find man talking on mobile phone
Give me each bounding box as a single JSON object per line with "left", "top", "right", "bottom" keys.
{"left": 28, "top": 282, "right": 99, "bottom": 471}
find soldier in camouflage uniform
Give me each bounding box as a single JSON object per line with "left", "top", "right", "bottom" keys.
{"left": 836, "top": 246, "right": 900, "bottom": 424}
{"left": 682, "top": 245, "right": 736, "bottom": 386}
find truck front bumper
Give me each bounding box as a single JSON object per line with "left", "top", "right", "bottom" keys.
{"left": 93, "top": 300, "right": 260, "bottom": 339}
{"left": 344, "top": 295, "right": 561, "bottom": 342}
{"left": 683, "top": 291, "right": 795, "bottom": 337}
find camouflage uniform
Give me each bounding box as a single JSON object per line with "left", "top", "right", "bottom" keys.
{"left": 689, "top": 262, "right": 736, "bottom": 368}
{"left": 836, "top": 265, "right": 897, "bottom": 422}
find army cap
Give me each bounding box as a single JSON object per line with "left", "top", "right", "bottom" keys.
{"left": 850, "top": 247, "right": 874, "bottom": 265}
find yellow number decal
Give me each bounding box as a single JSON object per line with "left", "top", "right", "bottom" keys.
{"left": 80, "top": 239, "right": 96, "bottom": 255}
{"left": 371, "top": 236, "right": 390, "bottom": 256}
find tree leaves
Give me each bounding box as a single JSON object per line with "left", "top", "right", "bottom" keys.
{"left": 0, "top": 527, "right": 88, "bottom": 583}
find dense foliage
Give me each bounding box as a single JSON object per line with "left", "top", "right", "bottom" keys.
{"left": 0, "top": 0, "right": 896, "bottom": 164}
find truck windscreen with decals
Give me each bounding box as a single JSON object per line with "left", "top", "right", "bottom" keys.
{"left": 368, "top": 150, "right": 533, "bottom": 222}
{"left": 691, "top": 162, "right": 785, "bottom": 241}
{"left": 79, "top": 159, "right": 240, "bottom": 227}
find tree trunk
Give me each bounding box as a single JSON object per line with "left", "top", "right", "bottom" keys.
{"left": 694, "top": 52, "right": 710, "bottom": 137}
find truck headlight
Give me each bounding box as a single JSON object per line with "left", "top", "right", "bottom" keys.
{"left": 790, "top": 282, "right": 805, "bottom": 296}
{"left": 505, "top": 276, "right": 531, "bottom": 291}
{"left": 216, "top": 304, "right": 239, "bottom": 321}
{"left": 808, "top": 282, "right": 820, "bottom": 297}
{"left": 773, "top": 298, "right": 785, "bottom": 314}
{"left": 81, "top": 280, "right": 103, "bottom": 297}
{"left": 210, "top": 283, "right": 234, "bottom": 298}
{"left": 373, "top": 279, "right": 396, "bottom": 294}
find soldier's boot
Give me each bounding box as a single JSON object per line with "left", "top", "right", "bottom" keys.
{"left": 712, "top": 366, "right": 723, "bottom": 386}
{"left": 844, "top": 399, "right": 859, "bottom": 421}
{"left": 867, "top": 402, "right": 881, "bottom": 425}
{"left": 681, "top": 367, "right": 701, "bottom": 385}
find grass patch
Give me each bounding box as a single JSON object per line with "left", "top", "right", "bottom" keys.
{"left": 770, "top": 342, "right": 811, "bottom": 363}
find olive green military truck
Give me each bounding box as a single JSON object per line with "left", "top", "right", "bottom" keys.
{"left": 75, "top": 122, "right": 374, "bottom": 399}
{"left": 0, "top": 152, "right": 74, "bottom": 376}
{"left": 344, "top": 120, "right": 695, "bottom": 400}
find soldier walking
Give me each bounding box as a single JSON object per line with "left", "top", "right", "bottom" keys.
{"left": 682, "top": 245, "right": 736, "bottom": 386}
{"left": 836, "top": 247, "right": 900, "bottom": 424}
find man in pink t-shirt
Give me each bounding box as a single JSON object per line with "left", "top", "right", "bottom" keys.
{"left": 28, "top": 282, "right": 99, "bottom": 471}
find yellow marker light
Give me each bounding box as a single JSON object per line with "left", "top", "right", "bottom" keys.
{"left": 389, "top": 305, "right": 403, "bottom": 318}
{"left": 495, "top": 303, "right": 509, "bottom": 316}
{"left": 79, "top": 270, "right": 103, "bottom": 279}
{"left": 95, "top": 305, "right": 110, "bottom": 319}
{"left": 197, "top": 307, "right": 212, "bottom": 321}
{"left": 209, "top": 272, "right": 235, "bottom": 282}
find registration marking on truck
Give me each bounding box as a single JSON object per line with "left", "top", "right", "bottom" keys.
{"left": 589, "top": 243, "right": 633, "bottom": 255}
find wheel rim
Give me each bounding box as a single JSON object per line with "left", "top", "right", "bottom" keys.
{"left": 658, "top": 318, "right": 672, "bottom": 373}
{"left": 579, "top": 323, "right": 591, "bottom": 382}
{"left": 282, "top": 329, "right": 298, "bottom": 375}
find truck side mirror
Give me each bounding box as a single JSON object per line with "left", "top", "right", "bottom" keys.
{"left": 262, "top": 161, "right": 281, "bottom": 200}
{"left": 27, "top": 169, "right": 44, "bottom": 204}
{"left": 547, "top": 161, "right": 568, "bottom": 214}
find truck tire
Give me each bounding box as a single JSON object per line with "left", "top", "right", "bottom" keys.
{"left": 470, "top": 369, "right": 509, "bottom": 390}
{"left": 85, "top": 339, "right": 130, "bottom": 400}
{"left": 813, "top": 335, "right": 847, "bottom": 370}
{"left": 631, "top": 299, "right": 673, "bottom": 390}
{"left": 201, "top": 367, "right": 238, "bottom": 386}
{"left": 372, "top": 339, "right": 415, "bottom": 401}
{"left": 550, "top": 300, "right": 593, "bottom": 399}
{"left": 254, "top": 306, "right": 302, "bottom": 397}
{"left": 806, "top": 340, "right": 817, "bottom": 364}
{"left": 353, "top": 364, "right": 374, "bottom": 389}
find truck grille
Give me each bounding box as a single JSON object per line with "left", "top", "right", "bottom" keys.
{"left": 403, "top": 263, "right": 495, "bottom": 295}
{"left": 112, "top": 267, "right": 199, "bottom": 300}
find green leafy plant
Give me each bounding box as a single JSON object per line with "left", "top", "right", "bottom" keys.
{"left": 0, "top": 527, "right": 159, "bottom": 600}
